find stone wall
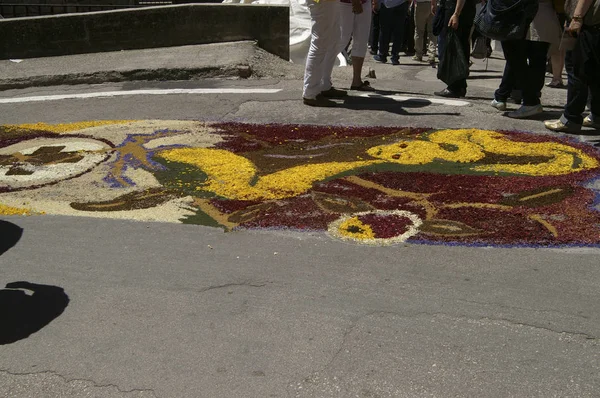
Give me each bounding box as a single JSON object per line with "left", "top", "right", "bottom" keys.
{"left": 0, "top": 4, "right": 289, "bottom": 60}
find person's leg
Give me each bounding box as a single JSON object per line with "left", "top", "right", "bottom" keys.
{"left": 522, "top": 41, "right": 550, "bottom": 106}
{"left": 413, "top": 2, "right": 428, "bottom": 60}
{"left": 338, "top": 2, "right": 355, "bottom": 55}
{"left": 350, "top": 3, "right": 372, "bottom": 87}
{"left": 545, "top": 49, "right": 588, "bottom": 130}
{"left": 494, "top": 41, "right": 517, "bottom": 102}
{"left": 548, "top": 49, "right": 566, "bottom": 86}
{"left": 447, "top": 17, "right": 473, "bottom": 93}
{"left": 390, "top": 2, "right": 409, "bottom": 62}
{"left": 320, "top": 0, "right": 341, "bottom": 92}
{"left": 369, "top": 9, "right": 380, "bottom": 53}
{"left": 425, "top": 13, "right": 437, "bottom": 62}
{"left": 303, "top": 0, "right": 338, "bottom": 100}
{"left": 377, "top": 4, "right": 392, "bottom": 60}
{"left": 404, "top": 3, "right": 416, "bottom": 54}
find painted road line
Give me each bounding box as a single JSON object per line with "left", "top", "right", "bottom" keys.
{"left": 354, "top": 93, "right": 470, "bottom": 107}
{"left": 0, "top": 88, "right": 283, "bottom": 104}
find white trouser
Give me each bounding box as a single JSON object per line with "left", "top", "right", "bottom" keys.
{"left": 303, "top": 0, "right": 341, "bottom": 100}
{"left": 339, "top": 1, "right": 372, "bottom": 58}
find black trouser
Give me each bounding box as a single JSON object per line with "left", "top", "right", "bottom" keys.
{"left": 563, "top": 27, "right": 600, "bottom": 124}
{"left": 369, "top": 10, "right": 380, "bottom": 52}
{"left": 494, "top": 39, "right": 549, "bottom": 106}
{"left": 378, "top": 2, "right": 409, "bottom": 59}
{"left": 438, "top": 1, "right": 474, "bottom": 92}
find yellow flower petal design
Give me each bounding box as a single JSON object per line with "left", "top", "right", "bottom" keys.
{"left": 5, "top": 121, "right": 135, "bottom": 134}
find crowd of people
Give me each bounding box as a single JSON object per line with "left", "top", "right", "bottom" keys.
{"left": 301, "top": 0, "right": 599, "bottom": 134}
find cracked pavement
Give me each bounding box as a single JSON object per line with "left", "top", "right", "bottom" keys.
{"left": 1, "top": 216, "right": 599, "bottom": 397}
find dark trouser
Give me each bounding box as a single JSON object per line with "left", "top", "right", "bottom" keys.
{"left": 494, "top": 40, "right": 549, "bottom": 106}
{"left": 369, "top": 11, "right": 380, "bottom": 53}
{"left": 402, "top": 4, "right": 416, "bottom": 53}
{"left": 437, "top": 3, "right": 474, "bottom": 92}
{"left": 563, "top": 28, "right": 600, "bottom": 124}
{"left": 378, "top": 2, "right": 409, "bottom": 59}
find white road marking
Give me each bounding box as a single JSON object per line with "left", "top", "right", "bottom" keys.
{"left": 0, "top": 88, "right": 283, "bottom": 104}
{"left": 354, "top": 93, "right": 470, "bottom": 106}
{"left": 0, "top": 88, "right": 470, "bottom": 107}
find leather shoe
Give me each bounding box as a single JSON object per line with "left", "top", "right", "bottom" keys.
{"left": 303, "top": 95, "right": 336, "bottom": 107}
{"left": 434, "top": 88, "right": 466, "bottom": 98}
{"left": 321, "top": 87, "right": 348, "bottom": 99}
{"left": 544, "top": 119, "right": 581, "bottom": 133}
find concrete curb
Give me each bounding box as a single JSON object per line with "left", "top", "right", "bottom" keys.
{"left": 0, "top": 64, "right": 253, "bottom": 90}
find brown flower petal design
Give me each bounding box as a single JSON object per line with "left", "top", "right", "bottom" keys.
{"left": 419, "top": 219, "right": 481, "bottom": 236}
{"left": 311, "top": 191, "right": 374, "bottom": 214}
{"left": 70, "top": 188, "right": 180, "bottom": 212}
{"left": 500, "top": 186, "right": 574, "bottom": 208}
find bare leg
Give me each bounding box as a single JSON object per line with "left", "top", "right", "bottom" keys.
{"left": 352, "top": 56, "right": 365, "bottom": 87}
{"left": 550, "top": 50, "right": 565, "bottom": 85}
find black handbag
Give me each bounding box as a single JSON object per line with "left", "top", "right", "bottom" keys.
{"left": 437, "top": 30, "right": 469, "bottom": 86}
{"left": 474, "top": 0, "right": 539, "bottom": 41}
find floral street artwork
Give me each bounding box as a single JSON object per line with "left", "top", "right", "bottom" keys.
{"left": 1, "top": 120, "right": 600, "bottom": 247}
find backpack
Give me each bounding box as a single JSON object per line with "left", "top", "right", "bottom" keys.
{"left": 474, "top": 0, "right": 539, "bottom": 41}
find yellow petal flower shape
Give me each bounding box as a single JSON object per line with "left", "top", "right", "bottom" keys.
{"left": 157, "top": 129, "right": 599, "bottom": 201}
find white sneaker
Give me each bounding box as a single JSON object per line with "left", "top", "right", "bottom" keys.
{"left": 507, "top": 104, "right": 543, "bottom": 119}
{"left": 490, "top": 99, "right": 507, "bottom": 111}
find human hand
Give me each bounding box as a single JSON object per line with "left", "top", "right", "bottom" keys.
{"left": 566, "top": 18, "right": 583, "bottom": 36}
{"left": 353, "top": 0, "right": 363, "bottom": 14}
{"left": 431, "top": 4, "right": 437, "bottom": 15}
{"left": 448, "top": 13, "right": 459, "bottom": 29}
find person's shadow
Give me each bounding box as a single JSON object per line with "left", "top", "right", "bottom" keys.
{"left": 0, "top": 282, "right": 70, "bottom": 345}
{"left": 0, "top": 219, "right": 23, "bottom": 255}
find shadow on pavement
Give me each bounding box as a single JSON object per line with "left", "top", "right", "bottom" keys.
{"left": 0, "top": 282, "right": 70, "bottom": 345}
{"left": 0, "top": 220, "right": 23, "bottom": 256}
{"left": 340, "top": 93, "right": 461, "bottom": 116}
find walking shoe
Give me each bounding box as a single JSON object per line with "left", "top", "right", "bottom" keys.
{"left": 490, "top": 99, "right": 507, "bottom": 111}
{"left": 507, "top": 104, "right": 543, "bottom": 119}
{"left": 544, "top": 119, "right": 582, "bottom": 133}
{"left": 434, "top": 88, "right": 466, "bottom": 98}
{"left": 391, "top": 57, "right": 400, "bottom": 65}
{"left": 373, "top": 54, "right": 387, "bottom": 63}
{"left": 583, "top": 115, "right": 600, "bottom": 129}
{"left": 412, "top": 55, "right": 423, "bottom": 62}
{"left": 303, "top": 95, "right": 336, "bottom": 107}
{"left": 427, "top": 57, "right": 436, "bottom": 64}
{"left": 321, "top": 87, "right": 348, "bottom": 99}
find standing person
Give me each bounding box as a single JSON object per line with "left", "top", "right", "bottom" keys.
{"left": 303, "top": 0, "right": 348, "bottom": 107}
{"left": 496, "top": 0, "right": 562, "bottom": 118}
{"left": 369, "top": 0, "right": 381, "bottom": 54}
{"left": 373, "top": 0, "right": 410, "bottom": 64}
{"left": 339, "top": 0, "right": 377, "bottom": 90}
{"left": 434, "top": 0, "right": 477, "bottom": 97}
{"left": 546, "top": 0, "right": 568, "bottom": 88}
{"left": 545, "top": 0, "right": 600, "bottom": 131}
{"left": 413, "top": 0, "right": 437, "bottom": 63}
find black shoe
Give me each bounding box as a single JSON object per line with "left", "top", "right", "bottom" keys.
{"left": 321, "top": 87, "right": 348, "bottom": 99}
{"left": 303, "top": 95, "right": 336, "bottom": 107}
{"left": 434, "top": 88, "right": 466, "bottom": 98}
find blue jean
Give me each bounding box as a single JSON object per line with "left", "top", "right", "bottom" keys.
{"left": 562, "top": 29, "right": 600, "bottom": 125}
